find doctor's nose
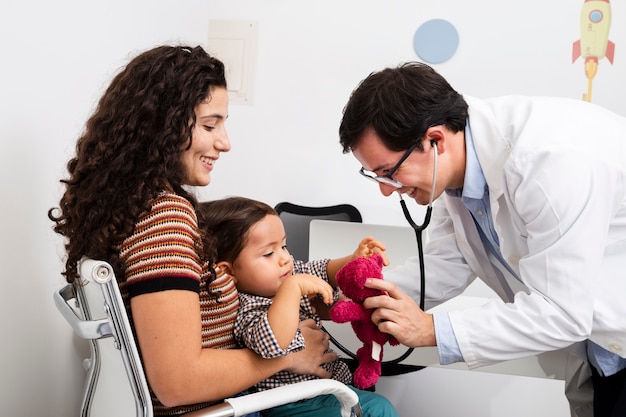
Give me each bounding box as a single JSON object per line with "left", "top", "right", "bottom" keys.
{"left": 379, "top": 183, "right": 396, "bottom": 197}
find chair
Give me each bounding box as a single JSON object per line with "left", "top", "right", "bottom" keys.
{"left": 274, "top": 202, "right": 363, "bottom": 262}
{"left": 54, "top": 258, "right": 362, "bottom": 417}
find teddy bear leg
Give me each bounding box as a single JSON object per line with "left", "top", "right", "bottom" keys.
{"left": 353, "top": 344, "right": 382, "bottom": 390}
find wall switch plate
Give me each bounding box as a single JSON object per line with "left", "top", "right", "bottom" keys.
{"left": 208, "top": 20, "right": 258, "bottom": 105}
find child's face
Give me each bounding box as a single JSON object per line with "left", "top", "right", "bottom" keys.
{"left": 230, "top": 214, "right": 294, "bottom": 298}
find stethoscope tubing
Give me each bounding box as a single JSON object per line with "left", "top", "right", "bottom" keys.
{"left": 326, "top": 141, "right": 438, "bottom": 366}
{"left": 400, "top": 139, "right": 438, "bottom": 310}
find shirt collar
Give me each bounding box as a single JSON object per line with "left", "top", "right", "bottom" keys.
{"left": 446, "top": 122, "right": 487, "bottom": 199}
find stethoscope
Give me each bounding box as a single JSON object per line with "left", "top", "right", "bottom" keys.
{"left": 399, "top": 139, "right": 438, "bottom": 312}
{"left": 381, "top": 139, "right": 437, "bottom": 365}
{"left": 328, "top": 140, "right": 438, "bottom": 367}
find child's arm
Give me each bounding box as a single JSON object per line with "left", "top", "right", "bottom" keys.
{"left": 267, "top": 274, "right": 334, "bottom": 349}
{"left": 326, "top": 236, "right": 389, "bottom": 287}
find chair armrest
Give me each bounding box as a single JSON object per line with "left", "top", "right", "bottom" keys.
{"left": 53, "top": 284, "right": 112, "bottom": 340}
{"left": 183, "top": 379, "right": 360, "bottom": 417}
{"left": 227, "top": 380, "right": 358, "bottom": 417}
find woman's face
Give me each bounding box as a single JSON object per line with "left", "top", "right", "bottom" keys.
{"left": 181, "top": 87, "right": 231, "bottom": 187}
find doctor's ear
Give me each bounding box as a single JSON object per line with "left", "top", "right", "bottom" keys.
{"left": 425, "top": 127, "right": 446, "bottom": 153}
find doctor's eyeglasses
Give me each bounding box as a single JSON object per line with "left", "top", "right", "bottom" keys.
{"left": 358, "top": 142, "right": 419, "bottom": 188}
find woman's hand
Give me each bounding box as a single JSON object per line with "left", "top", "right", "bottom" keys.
{"left": 286, "top": 319, "right": 337, "bottom": 378}
{"left": 363, "top": 278, "right": 436, "bottom": 348}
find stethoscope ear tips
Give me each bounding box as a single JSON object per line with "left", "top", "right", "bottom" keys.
{"left": 430, "top": 139, "right": 437, "bottom": 148}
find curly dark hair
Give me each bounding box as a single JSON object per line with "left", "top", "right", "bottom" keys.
{"left": 339, "top": 62, "right": 468, "bottom": 153}
{"left": 48, "top": 45, "right": 227, "bottom": 283}
{"left": 197, "top": 197, "right": 277, "bottom": 264}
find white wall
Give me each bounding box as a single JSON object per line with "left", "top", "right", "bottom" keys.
{"left": 1, "top": 0, "right": 623, "bottom": 415}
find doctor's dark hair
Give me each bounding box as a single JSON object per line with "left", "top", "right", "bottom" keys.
{"left": 197, "top": 197, "right": 278, "bottom": 264}
{"left": 48, "top": 45, "right": 226, "bottom": 284}
{"left": 339, "top": 62, "right": 468, "bottom": 153}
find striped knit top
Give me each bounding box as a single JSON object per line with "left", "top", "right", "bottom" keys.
{"left": 119, "top": 192, "right": 239, "bottom": 415}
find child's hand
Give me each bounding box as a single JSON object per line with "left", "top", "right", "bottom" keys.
{"left": 292, "top": 274, "right": 335, "bottom": 305}
{"left": 352, "top": 237, "right": 389, "bottom": 266}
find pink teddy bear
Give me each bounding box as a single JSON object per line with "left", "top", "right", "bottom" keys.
{"left": 330, "top": 253, "right": 399, "bottom": 389}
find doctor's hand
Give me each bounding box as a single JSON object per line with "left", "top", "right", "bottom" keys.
{"left": 363, "top": 278, "right": 436, "bottom": 348}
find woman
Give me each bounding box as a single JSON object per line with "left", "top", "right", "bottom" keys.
{"left": 48, "top": 45, "right": 335, "bottom": 415}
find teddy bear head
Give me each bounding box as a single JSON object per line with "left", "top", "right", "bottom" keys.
{"left": 335, "top": 253, "right": 386, "bottom": 303}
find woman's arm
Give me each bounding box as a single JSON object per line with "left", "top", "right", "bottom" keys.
{"left": 128, "top": 195, "right": 336, "bottom": 407}
{"left": 132, "top": 290, "right": 334, "bottom": 407}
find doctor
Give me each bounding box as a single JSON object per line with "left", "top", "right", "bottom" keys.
{"left": 338, "top": 62, "right": 626, "bottom": 417}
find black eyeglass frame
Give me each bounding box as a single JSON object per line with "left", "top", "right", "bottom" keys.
{"left": 358, "top": 141, "right": 419, "bottom": 188}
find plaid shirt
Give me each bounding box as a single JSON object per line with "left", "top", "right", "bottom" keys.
{"left": 234, "top": 258, "right": 352, "bottom": 391}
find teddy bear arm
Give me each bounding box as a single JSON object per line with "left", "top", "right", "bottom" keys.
{"left": 330, "top": 300, "right": 369, "bottom": 323}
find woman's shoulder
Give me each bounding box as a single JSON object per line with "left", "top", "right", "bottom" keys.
{"left": 149, "top": 192, "right": 198, "bottom": 220}
{"left": 152, "top": 191, "right": 195, "bottom": 208}
{"left": 130, "top": 192, "right": 200, "bottom": 239}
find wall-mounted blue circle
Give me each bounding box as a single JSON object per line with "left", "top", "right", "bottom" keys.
{"left": 413, "top": 19, "right": 459, "bottom": 64}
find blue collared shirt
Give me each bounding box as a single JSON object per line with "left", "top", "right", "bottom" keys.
{"left": 433, "top": 124, "right": 483, "bottom": 364}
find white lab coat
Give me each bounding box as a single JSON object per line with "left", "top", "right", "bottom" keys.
{"left": 387, "top": 95, "right": 626, "bottom": 370}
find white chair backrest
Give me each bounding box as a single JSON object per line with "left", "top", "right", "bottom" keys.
{"left": 54, "top": 259, "right": 151, "bottom": 417}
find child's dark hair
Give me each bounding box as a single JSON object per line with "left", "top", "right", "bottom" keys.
{"left": 197, "top": 196, "right": 277, "bottom": 264}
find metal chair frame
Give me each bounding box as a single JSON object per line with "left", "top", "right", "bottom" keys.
{"left": 54, "top": 258, "right": 361, "bottom": 417}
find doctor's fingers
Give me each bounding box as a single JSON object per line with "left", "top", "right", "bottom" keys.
{"left": 373, "top": 307, "right": 434, "bottom": 348}
{"left": 369, "top": 306, "right": 417, "bottom": 346}
{"left": 369, "top": 296, "right": 418, "bottom": 325}
{"left": 363, "top": 281, "right": 413, "bottom": 310}
{"left": 379, "top": 318, "right": 431, "bottom": 348}
{"left": 363, "top": 276, "right": 402, "bottom": 294}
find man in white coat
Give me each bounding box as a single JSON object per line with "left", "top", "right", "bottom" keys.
{"left": 338, "top": 62, "right": 626, "bottom": 417}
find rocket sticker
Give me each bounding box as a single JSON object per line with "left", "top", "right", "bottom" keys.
{"left": 572, "top": 0, "right": 615, "bottom": 102}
